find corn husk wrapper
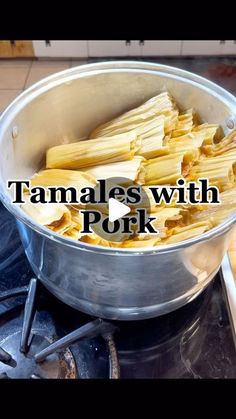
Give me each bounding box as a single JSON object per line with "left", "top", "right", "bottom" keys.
{"left": 30, "top": 169, "right": 96, "bottom": 205}
{"left": 90, "top": 212, "right": 132, "bottom": 242}
{"left": 171, "top": 109, "right": 194, "bottom": 137}
{"left": 129, "top": 185, "right": 162, "bottom": 213}
{"left": 192, "top": 123, "right": 219, "bottom": 145}
{"left": 134, "top": 115, "right": 167, "bottom": 159}
{"left": 163, "top": 221, "right": 212, "bottom": 244}
{"left": 133, "top": 207, "right": 183, "bottom": 240}
{"left": 22, "top": 194, "right": 72, "bottom": 234}
{"left": 46, "top": 132, "right": 138, "bottom": 170}
{"left": 202, "top": 130, "right": 236, "bottom": 156}
{"left": 63, "top": 227, "right": 83, "bottom": 240}
{"left": 136, "top": 116, "right": 168, "bottom": 159}
{"left": 90, "top": 92, "right": 174, "bottom": 138}
{"left": 25, "top": 92, "right": 236, "bottom": 249}
{"left": 121, "top": 237, "right": 160, "bottom": 248}
{"left": 80, "top": 233, "right": 121, "bottom": 248}
{"left": 164, "top": 110, "right": 179, "bottom": 134}
{"left": 190, "top": 187, "right": 236, "bottom": 226}
{"left": 93, "top": 113, "right": 168, "bottom": 160}
{"left": 81, "top": 156, "right": 144, "bottom": 183}
{"left": 31, "top": 169, "right": 96, "bottom": 189}
{"left": 187, "top": 156, "right": 235, "bottom": 190}
{"left": 141, "top": 153, "right": 184, "bottom": 185}
{"left": 166, "top": 131, "right": 206, "bottom": 154}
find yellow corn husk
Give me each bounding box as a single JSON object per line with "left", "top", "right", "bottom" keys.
{"left": 69, "top": 209, "right": 122, "bottom": 245}
{"left": 128, "top": 185, "right": 161, "bottom": 213}
{"left": 133, "top": 115, "right": 167, "bottom": 159}
{"left": 31, "top": 169, "right": 96, "bottom": 189}
{"left": 187, "top": 157, "right": 235, "bottom": 190}
{"left": 24, "top": 91, "right": 236, "bottom": 249}
{"left": 197, "top": 154, "right": 236, "bottom": 167}
{"left": 164, "top": 221, "right": 212, "bottom": 244}
{"left": 90, "top": 92, "right": 174, "bottom": 138}
{"left": 164, "top": 110, "right": 179, "bottom": 134}
{"left": 193, "top": 123, "right": 219, "bottom": 145}
{"left": 202, "top": 130, "right": 236, "bottom": 156}
{"left": 64, "top": 227, "right": 83, "bottom": 241}
{"left": 30, "top": 169, "right": 96, "bottom": 204}
{"left": 80, "top": 233, "right": 120, "bottom": 248}
{"left": 22, "top": 194, "right": 72, "bottom": 234}
{"left": 81, "top": 156, "right": 144, "bottom": 183}
{"left": 121, "top": 237, "right": 160, "bottom": 248}
{"left": 190, "top": 187, "right": 236, "bottom": 226}
{"left": 93, "top": 113, "right": 167, "bottom": 160}
{"left": 167, "top": 131, "right": 206, "bottom": 154}
{"left": 192, "top": 154, "right": 236, "bottom": 180}
{"left": 69, "top": 207, "right": 84, "bottom": 229}
{"left": 141, "top": 153, "right": 184, "bottom": 185}
{"left": 191, "top": 207, "right": 235, "bottom": 227}
{"left": 91, "top": 212, "right": 132, "bottom": 243}
{"left": 134, "top": 207, "right": 183, "bottom": 240}
{"left": 220, "top": 186, "right": 236, "bottom": 205}
{"left": 171, "top": 109, "right": 194, "bottom": 137}
{"left": 46, "top": 132, "right": 138, "bottom": 170}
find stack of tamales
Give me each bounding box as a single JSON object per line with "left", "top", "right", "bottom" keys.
{"left": 22, "top": 91, "right": 236, "bottom": 248}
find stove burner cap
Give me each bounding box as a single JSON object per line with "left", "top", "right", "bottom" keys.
{"left": 0, "top": 331, "right": 77, "bottom": 379}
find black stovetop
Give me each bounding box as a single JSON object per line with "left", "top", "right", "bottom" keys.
{"left": 0, "top": 201, "right": 236, "bottom": 379}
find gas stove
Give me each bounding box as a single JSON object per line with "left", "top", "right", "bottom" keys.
{"left": 0, "top": 202, "right": 236, "bottom": 379}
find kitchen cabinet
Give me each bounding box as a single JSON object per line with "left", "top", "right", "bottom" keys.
{"left": 181, "top": 41, "right": 224, "bottom": 56}
{"left": 128, "top": 40, "right": 142, "bottom": 56}
{"left": 88, "top": 40, "right": 142, "bottom": 57}
{"left": 219, "top": 40, "right": 236, "bottom": 55}
{"left": 32, "top": 41, "right": 88, "bottom": 57}
{"left": 31, "top": 40, "right": 236, "bottom": 58}
{"left": 88, "top": 41, "right": 128, "bottom": 57}
{"left": 142, "top": 41, "right": 182, "bottom": 56}
{"left": 0, "top": 41, "right": 34, "bottom": 57}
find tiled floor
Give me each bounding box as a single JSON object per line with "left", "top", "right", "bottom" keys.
{"left": 0, "top": 59, "right": 86, "bottom": 112}
{"left": 0, "top": 57, "right": 236, "bottom": 113}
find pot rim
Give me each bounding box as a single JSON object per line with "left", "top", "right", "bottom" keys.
{"left": 0, "top": 60, "right": 236, "bottom": 256}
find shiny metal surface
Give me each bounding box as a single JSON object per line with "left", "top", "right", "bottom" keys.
{"left": 220, "top": 254, "right": 236, "bottom": 345}
{"left": 0, "top": 61, "right": 236, "bottom": 320}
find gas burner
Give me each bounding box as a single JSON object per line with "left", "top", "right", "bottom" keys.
{"left": 0, "top": 278, "right": 120, "bottom": 379}
{"left": 0, "top": 331, "right": 76, "bottom": 379}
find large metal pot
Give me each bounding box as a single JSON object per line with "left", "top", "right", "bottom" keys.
{"left": 0, "top": 61, "right": 236, "bottom": 320}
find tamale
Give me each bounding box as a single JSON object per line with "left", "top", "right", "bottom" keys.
{"left": 121, "top": 237, "right": 160, "bottom": 248}
{"left": 90, "top": 92, "right": 174, "bottom": 138}
{"left": 141, "top": 153, "right": 184, "bottom": 185}
{"left": 64, "top": 227, "right": 83, "bottom": 241}
{"left": 81, "top": 156, "right": 144, "bottom": 183}
{"left": 164, "top": 221, "right": 212, "bottom": 244}
{"left": 24, "top": 91, "right": 236, "bottom": 248}
{"left": 187, "top": 158, "right": 235, "bottom": 190}
{"left": 190, "top": 187, "right": 236, "bottom": 226}
{"left": 80, "top": 233, "right": 119, "bottom": 248}
{"left": 192, "top": 123, "right": 219, "bottom": 145}
{"left": 202, "top": 130, "right": 236, "bottom": 156}
{"left": 134, "top": 207, "right": 183, "bottom": 240}
{"left": 46, "top": 132, "right": 138, "bottom": 169}
{"left": 22, "top": 195, "right": 72, "bottom": 234}
{"left": 31, "top": 169, "right": 96, "bottom": 189}
{"left": 164, "top": 110, "right": 179, "bottom": 134}
{"left": 171, "top": 109, "right": 194, "bottom": 137}
{"left": 166, "top": 131, "right": 206, "bottom": 154}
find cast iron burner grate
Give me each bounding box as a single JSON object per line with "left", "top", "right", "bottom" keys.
{"left": 0, "top": 278, "right": 120, "bottom": 379}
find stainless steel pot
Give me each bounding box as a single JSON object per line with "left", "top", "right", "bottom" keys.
{"left": 0, "top": 61, "right": 236, "bottom": 320}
